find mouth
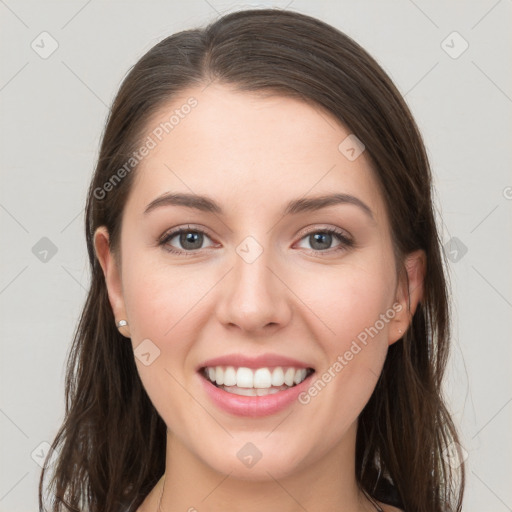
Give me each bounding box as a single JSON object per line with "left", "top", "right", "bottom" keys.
{"left": 199, "top": 365, "right": 316, "bottom": 397}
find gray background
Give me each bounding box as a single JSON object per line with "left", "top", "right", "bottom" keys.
{"left": 1, "top": 1, "right": 511, "bottom": 510}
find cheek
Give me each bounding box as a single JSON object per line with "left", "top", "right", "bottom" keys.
{"left": 292, "top": 260, "right": 394, "bottom": 404}
{"left": 290, "top": 262, "right": 395, "bottom": 438}
{"left": 120, "top": 262, "right": 209, "bottom": 432}
{"left": 122, "top": 255, "right": 210, "bottom": 341}
{"left": 293, "top": 259, "right": 396, "bottom": 344}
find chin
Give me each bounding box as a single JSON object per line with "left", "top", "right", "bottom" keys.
{"left": 198, "top": 439, "right": 310, "bottom": 482}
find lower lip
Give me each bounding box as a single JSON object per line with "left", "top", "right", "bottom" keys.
{"left": 199, "top": 371, "right": 315, "bottom": 417}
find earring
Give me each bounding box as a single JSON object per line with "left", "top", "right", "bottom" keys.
{"left": 116, "top": 319, "right": 131, "bottom": 339}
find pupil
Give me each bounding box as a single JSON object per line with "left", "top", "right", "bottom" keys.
{"left": 311, "top": 233, "right": 331, "bottom": 250}
{"left": 181, "top": 232, "right": 202, "bottom": 250}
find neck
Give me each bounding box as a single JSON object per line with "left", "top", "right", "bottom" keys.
{"left": 155, "top": 422, "right": 374, "bottom": 512}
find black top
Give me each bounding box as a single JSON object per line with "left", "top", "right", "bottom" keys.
{"left": 374, "top": 480, "right": 406, "bottom": 510}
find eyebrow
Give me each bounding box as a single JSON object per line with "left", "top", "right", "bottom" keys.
{"left": 144, "top": 192, "right": 374, "bottom": 221}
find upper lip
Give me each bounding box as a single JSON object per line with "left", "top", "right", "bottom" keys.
{"left": 197, "top": 353, "right": 314, "bottom": 371}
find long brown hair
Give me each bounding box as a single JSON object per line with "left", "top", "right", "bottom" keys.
{"left": 39, "top": 8, "right": 465, "bottom": 512}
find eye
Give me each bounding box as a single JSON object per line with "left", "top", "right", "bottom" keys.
{"left": 159, "top": 226, "right": 215, "bottom": 254}
{"left": 295, "top": 227, "right": 353, "bottom": 254}
{"left": 158, "top": 225, "right": 354, "bottom": 256}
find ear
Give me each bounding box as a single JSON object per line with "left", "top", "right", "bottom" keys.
{"left": 93, "top": 226, "right": 131, "bottom": 338}
{"left": 388, "top": 249, "right": 426, "bottom": 346}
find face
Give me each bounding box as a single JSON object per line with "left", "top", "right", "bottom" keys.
{"left": 95, "top": 83, "right": 423, "bottom": 481}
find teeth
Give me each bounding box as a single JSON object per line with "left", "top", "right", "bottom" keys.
{"left": 284, "top": 367, "right": 296, "bottom": 386}
{"left": 219, "top": 385, "right": 290, "bottom": 396}
{"left": 294, "top": 368, "right": 307, "bottom": 385}
{"left": 203, "top": 366, "right": 312, "bottom": 389}
{"left": 253, "top": 368, "right": 272, "bottom": 388}
{"left": 236, "top": 367, "right": 254, "bottom": 388}
{"left": 271, "top": 367, "right": 285, "bottom": 386}
{"left": 223, "top": 366, "right": 237, "bottom": 387}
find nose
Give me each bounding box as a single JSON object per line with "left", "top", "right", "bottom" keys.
{"left": 215, "top": 242, "right": 292, "bottom": 335}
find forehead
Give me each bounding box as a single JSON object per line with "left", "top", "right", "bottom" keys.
{"left": 127, "top": 83, "right": 388, "bottom": 226}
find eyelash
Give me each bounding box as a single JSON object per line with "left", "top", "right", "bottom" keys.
{"left": 158, "top": 225, "right": 354, "bottom": 256}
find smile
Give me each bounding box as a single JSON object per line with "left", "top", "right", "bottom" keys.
{"left": 198, "top": 364, "right": 316, "bottom": 417}
{"left": 202, "top": 366, "right": 314, "bottom": 396}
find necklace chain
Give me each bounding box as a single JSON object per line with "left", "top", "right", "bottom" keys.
{"left": 156, "top": 473, "right": 165, "bottom": 512}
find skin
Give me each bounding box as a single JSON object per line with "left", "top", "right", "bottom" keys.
{"left": 94, "top": 83, "right": 424, "bottom": 512}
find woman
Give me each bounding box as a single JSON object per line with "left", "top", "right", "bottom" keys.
{"left": 39, "top": 8, "right": 465, "bottom": 512}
